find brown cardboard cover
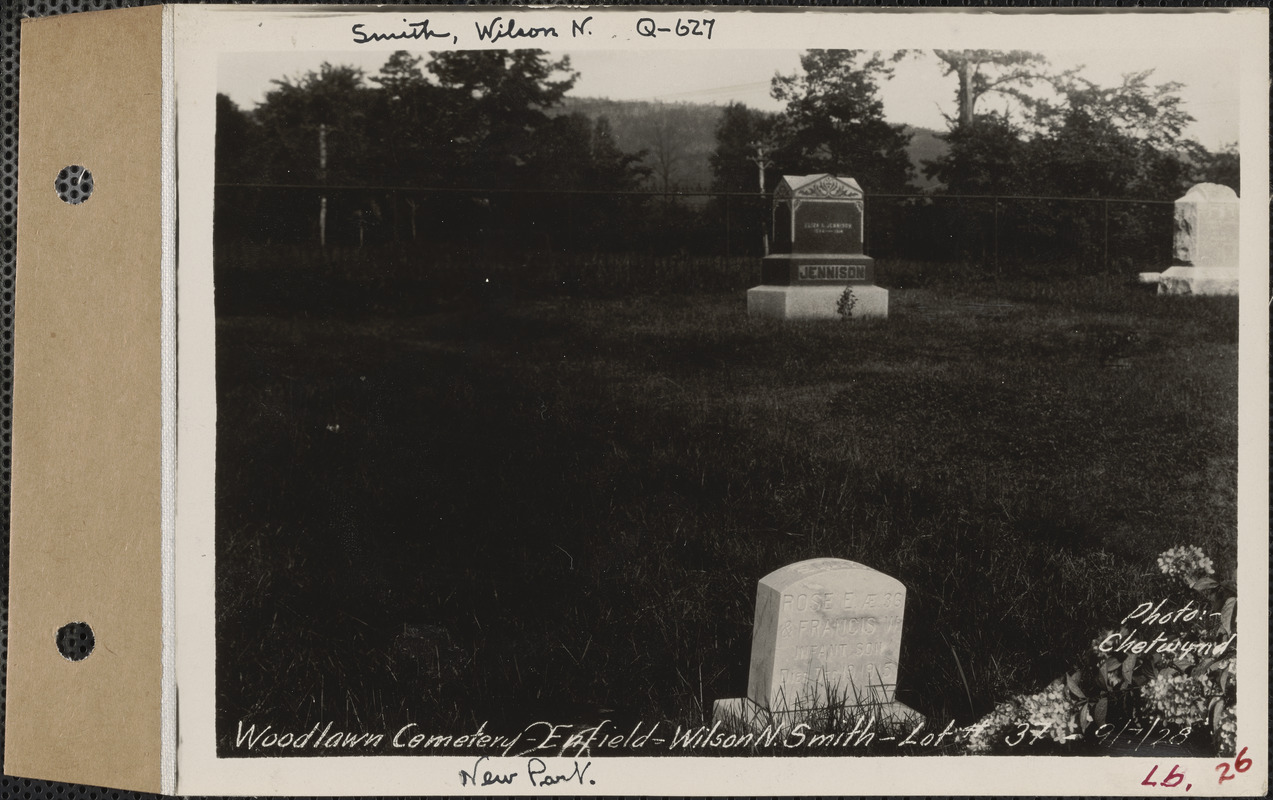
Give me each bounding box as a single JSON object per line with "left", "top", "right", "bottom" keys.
{"left": 7, "top": 5, "right": 165, "bottom": 792}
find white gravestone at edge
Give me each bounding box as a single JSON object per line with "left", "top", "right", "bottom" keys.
{"left": 1141, "top": 183, "right": 1241, "bottom": 296}
{"left": 1172, "top": 183, "right": 1239, "bottom": 268}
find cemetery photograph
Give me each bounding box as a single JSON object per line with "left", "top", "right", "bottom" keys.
{"left": 209, "top": 41, "right": 1244, "bottom": 760}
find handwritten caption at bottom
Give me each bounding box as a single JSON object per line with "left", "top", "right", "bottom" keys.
{"left": 459, "top": 756, "right": 593, "bottom": 789}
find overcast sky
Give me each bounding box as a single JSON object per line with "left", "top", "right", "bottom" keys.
{"left": 219, "top": 48, "right": 1240, "bottom": 150}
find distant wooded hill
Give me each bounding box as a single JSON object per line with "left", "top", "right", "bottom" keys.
{"left": 555, "top": 96, "right": 949, "bottom": 192}
{"left": 904, "top": 127, "right": 948, "bottom": 191}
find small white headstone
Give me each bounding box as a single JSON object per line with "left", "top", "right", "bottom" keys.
{"left": 749, "top": 558, "right": 905, "bottom": 710}
{"left": 714, "top": 558, "right": 921, "bottom": 729}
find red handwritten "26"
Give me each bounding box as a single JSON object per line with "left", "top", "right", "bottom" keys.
{"left": 1214, "top": 746, "right": 1252, "bottom": 784}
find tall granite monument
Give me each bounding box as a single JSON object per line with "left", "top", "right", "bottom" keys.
{"left": 747, "top": 174, "right": 889, "bottom": 320}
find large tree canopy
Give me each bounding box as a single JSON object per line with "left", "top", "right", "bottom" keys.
{"left": 768, "top": 50, "right": 915, "bottom": 193}
{"left": 923, "top": 112, "right": 1032, "bottom": 195}
{"left": 924, "top": 53, "right": 1226, "bottom": 200}
{"left": 216, "top": 50, "right": 654, "bottom": 195}
{"left": 251, "top": 63, "right": 377, "bottom": 185}
{"left": 915, "top": 52, "right": 1235, "bottom": 271}
{"left": 425, "top": 50, "right": 578, "bottom": 188}
{"left": 932, "top": 50, "right": 1051, "bottom": 130}
{"left": 214, "top": 50, "right": 653, "bottom": 248}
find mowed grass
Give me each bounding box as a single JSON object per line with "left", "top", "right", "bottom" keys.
{"left": 214, "top": 265, "right": 1238, "bottom": 753}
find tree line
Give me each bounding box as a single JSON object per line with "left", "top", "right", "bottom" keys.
{"left": 712, "top": 49, "right": 1237, "bottom": 198}
{"left": 216, "top": 48, "right": 1237, "bottom": 270}
{"left": 217, "top": 50, "right": 656, "bottom": 251}
{"left": 711, "top": 50, "right": 1236, "bottom": 270}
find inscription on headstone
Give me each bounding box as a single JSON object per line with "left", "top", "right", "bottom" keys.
{"left": 797, "top": 264, "right": 865, "bottom": 282}
{"left": 792, "top": 200, "right": 863, "bottom": 255}
{"left": 768, "top": 175, "right": 866, "bottom": 259}
{"left": 713, "top": 557, "right": 921, "bottom": 728}
{"left": 749, "top": 558, "right": 905, "bottom": 710}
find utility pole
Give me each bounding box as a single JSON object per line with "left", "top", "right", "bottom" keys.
{"left": 1102, "top": 199, "right": 1110, "bottom": 273}
{"left": 318, "top": 123, "right": 328, "bottom": 250}
{"left": 747, "top": 140, "right": 774, "bottom": 255}
{"left": 747, "top": 140, "right": 772, "bottom": 195}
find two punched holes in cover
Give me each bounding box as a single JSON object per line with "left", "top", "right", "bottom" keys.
{"left": 52, "top": 164, "right": 96, "bottom": 660}
{"left": 51, "top": 164, "right": 95, "bottom": 659}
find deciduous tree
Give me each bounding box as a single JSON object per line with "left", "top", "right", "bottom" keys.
{"left": 709, "top": 102, "right": 779, "bottom": 194}
{"left": 769, "top": 50, "right": 914, "bottom": 193}
{"left": 932, "top": 50, "right": 1051, "bottom": 130}
{"left": 923, "top": 113, "right": 1031, "bottom": 195}
{"left": 1025, "top": 70, "right": 1207, "bottom": 199}
{"left": 369, "top": 51, "right": 452, "bottom": 188}
{"left": 252, "top": 63, "right": 377, "bottom": 185}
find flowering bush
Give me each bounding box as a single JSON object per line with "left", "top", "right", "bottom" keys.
{"left": 965, "top": 679, "right": 1079, "bottom": 753}
{"left": 963, "top": 546, "right": 1236, "bottom": 756}
{"left": 965, "top": 698, "right": 1025, "bottom": 753}
{"left": 1215, "top": 707, "right": 1237, "bottom": 755}
{"left": 1141, "top": 672, "right": 1215, "bottom": 726}
{"left": 1020, "top": 679, "right": 1080, "bottom": 744}
{"left": 1157, "top": 545, "right": 1215, "bottom": 587}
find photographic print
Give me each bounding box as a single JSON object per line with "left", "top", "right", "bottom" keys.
{"left": 172, "top": 6, "right": 1267, "bottom": 795}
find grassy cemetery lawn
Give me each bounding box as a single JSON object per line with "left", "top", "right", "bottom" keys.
{"left": 214, "top": 269, "right": 1237, "bottom": 752}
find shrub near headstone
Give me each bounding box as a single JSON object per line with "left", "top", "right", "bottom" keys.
{"left": 714, "top": 558, "right": 923, "bottom": 730}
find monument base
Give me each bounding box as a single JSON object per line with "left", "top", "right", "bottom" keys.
{"left": 712, "top": 696, "right": 925, "bottom": 735}
{"left": 1155, "top": 266, "right": 1239, "bottom": 296}
{"left": 747, "top": 284, "right": 888, "bottom": 320}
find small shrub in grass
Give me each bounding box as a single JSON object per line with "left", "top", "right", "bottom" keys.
{"left": 964, "top": 546, "right": 1236, "bottom": 756}
{"left": 836, "top": 286, "right": 858, "bottom": 319}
